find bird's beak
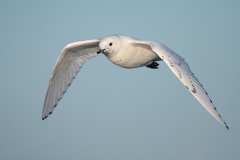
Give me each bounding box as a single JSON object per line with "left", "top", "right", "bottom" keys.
{"left": 97, "top": 49, "right": 105, "bottom": 54}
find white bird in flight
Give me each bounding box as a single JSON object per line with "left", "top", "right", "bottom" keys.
{"left": 42, "top": 35, "right": 229, "bottom": 130}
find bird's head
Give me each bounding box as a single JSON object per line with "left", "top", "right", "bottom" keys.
{"left": 98, "top": 36, "right": 121, "bottom": 56}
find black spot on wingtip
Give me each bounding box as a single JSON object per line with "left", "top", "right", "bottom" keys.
{"left": 225, "top": 124, "right": 229, "bottom": 130}
{"left": 58, "top": 97, "right": 62, "bottom": 101}
{"left": 42, "top": 116, "right": 48, "bottom": 120}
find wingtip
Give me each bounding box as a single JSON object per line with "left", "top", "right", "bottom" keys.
{"left": 223, "top": 121, "right": 229, "bottom": 130}
{"left": 42, "top": 115, "right": 48, "bottom": 120}
{"left": 42, "top": 111, "right": 53, "bottom": 120}
{"left": 226, "top": 125, "right": 229, "bottom": 130}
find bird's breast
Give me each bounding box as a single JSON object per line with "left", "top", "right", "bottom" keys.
{"left": 105, "top": 46, "right": 159, "bottom": 68}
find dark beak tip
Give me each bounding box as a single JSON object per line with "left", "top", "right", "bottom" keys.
{"left": 97, "top": 49, "right": 105, "bottom": 54}
{"left": 97, "top": 50, "right": 101, "bottom": 54}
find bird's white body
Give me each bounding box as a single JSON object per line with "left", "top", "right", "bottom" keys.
{"left": 100, "top": 36, "right": 160, "bottom": 68}
{"left": 42, "top": 35, "right": 229, "bottom": 130}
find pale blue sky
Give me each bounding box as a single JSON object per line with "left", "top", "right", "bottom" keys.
{"left": 0, "top": 1, "right": 240, "bottom": 160}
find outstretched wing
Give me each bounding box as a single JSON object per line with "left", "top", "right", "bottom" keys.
{"left": 133, "top": 40, "right": 229, "bottom": 129}
{"left": 42, "top": 39, "right": 101, "bottom": 120}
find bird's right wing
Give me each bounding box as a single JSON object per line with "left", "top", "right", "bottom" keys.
{"left": 42, "top": 39, "right": 101, "bottom": 120}
{"left": 132, "top": 40, "right": 229, "bottom": 129}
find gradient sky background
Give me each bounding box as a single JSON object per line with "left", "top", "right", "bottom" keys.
{"left": 1, "top": 1, "right": 240, "bottom": 160}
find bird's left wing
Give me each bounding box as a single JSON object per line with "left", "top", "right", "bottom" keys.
{"left": 132, "top": 40, "right": 229, "bottom": 129}
{"left": 42, "top": 39, "right": 101, "bottom": 120}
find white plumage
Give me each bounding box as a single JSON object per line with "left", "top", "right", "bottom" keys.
{"left": 42, "top": 35, "right": 229, "bottom": 130}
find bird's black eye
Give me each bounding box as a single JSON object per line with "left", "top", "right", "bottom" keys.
{"left": 109, "top": 43, "right": 113, "bottom": 46}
